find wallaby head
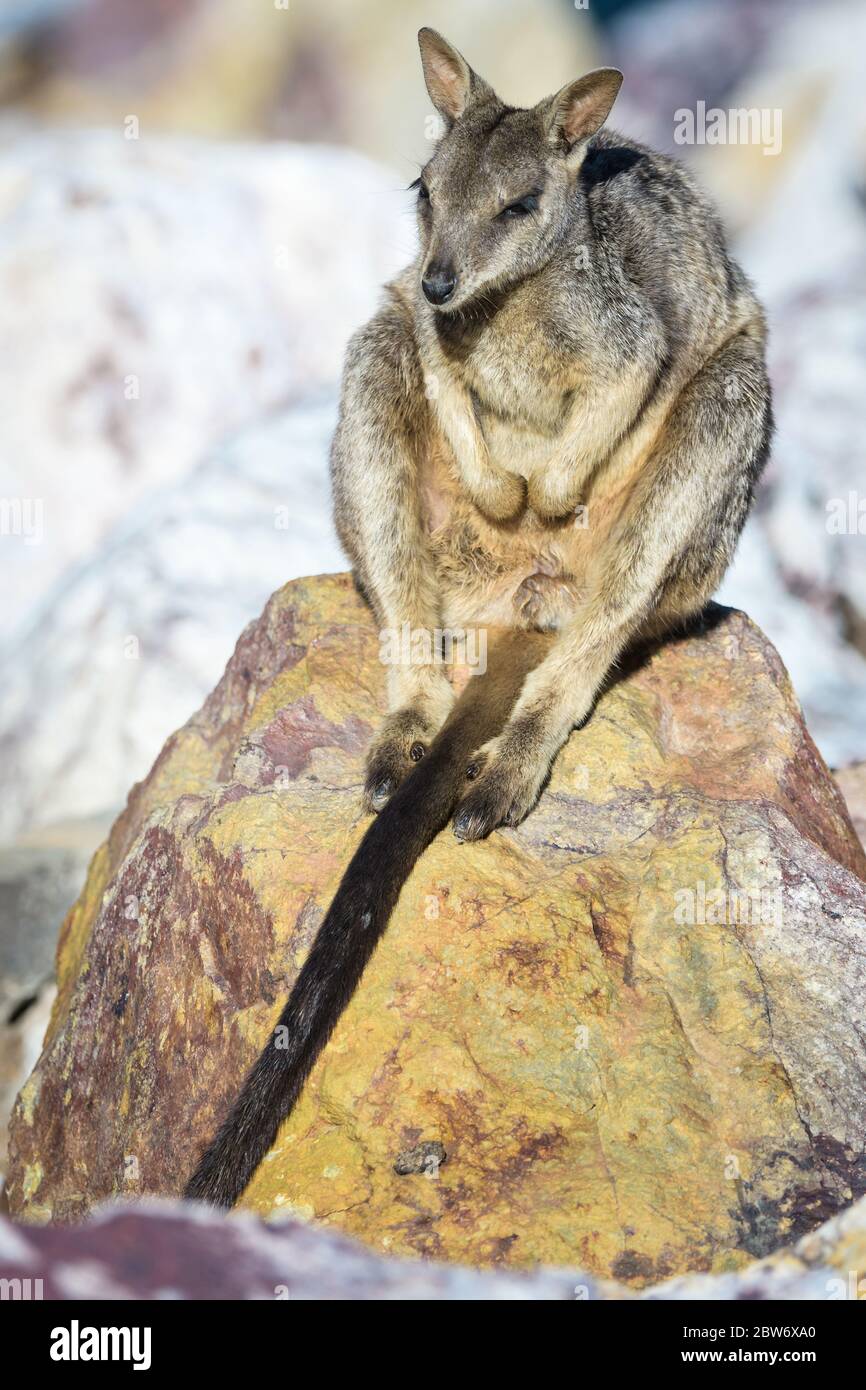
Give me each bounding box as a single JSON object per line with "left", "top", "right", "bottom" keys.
{"left": 415, "top": 27, "right": 622, "bottom": 312}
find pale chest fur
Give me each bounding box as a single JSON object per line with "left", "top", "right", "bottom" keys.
{"left": 417, "top": 298, "right": 681, "bottom": 636}
{"left": 439, "top": 284, "right": 585, "bottom": 460}
{"left": 415, "top": 283, "right": 675, "bottom": 632}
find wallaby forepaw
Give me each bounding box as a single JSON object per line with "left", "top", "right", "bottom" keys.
{"left": 452, "top": 730, "right": 547, "bottom": 841}
{"left": 362, "top": 707, "right": 438, "bottom": 812}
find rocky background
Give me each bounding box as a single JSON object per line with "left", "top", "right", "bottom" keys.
{"left": 1, "top": 0, "right": 865, "bottom": 1297}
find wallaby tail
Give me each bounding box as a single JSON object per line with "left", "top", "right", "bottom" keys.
{"left": 184, "top": 630, "right": 552, "bottom": 1208}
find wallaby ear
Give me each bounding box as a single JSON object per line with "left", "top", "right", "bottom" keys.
{"left": 418, "top": 27, "right": 491, "bottom": 127}
{"left": 545, "top": 68, "right": 623, "bottom": 160}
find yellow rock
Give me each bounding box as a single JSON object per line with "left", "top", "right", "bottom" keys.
{"left": 8, "top": 575, "right": 866, "bottom": 1287}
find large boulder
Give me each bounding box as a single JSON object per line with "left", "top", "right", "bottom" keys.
{"left": 8, "top": 575, "right": 866, "bottom": 1285}
{"left": 0, "top": 130, "right": 405, "bottom": 629}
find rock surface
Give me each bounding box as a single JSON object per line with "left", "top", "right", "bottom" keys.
{"left": 8, "top": 575, "right": 866, "bottom": 1285}
{"left": 0, "top": 402, "right": 344, "bottom": 842}
{"left": 1, "top": 1192, "right": 865, "bottom": 1300}
{"left": 0, "top": 129, "right": 406, "bottom": 627}
{"left": 836, "top": 763, "right": 866, "bottom": 854}
{"left": 0, "top": 816, "right": 108, "bottom": 1181}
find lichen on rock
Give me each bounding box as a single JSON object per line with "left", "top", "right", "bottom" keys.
{"left": 7, "top": 574, "right": 866, "bottom": 1286}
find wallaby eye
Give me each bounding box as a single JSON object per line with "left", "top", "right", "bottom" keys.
{"left": 500, "top": 192, "right": 540, "bottom": 220}
{"left": 410, "top": 177, "right": 430, "bottom": 203}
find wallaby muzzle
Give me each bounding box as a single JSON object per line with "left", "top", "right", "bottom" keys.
{"left": 422, "top": 261, "right": 457, "bottom": 305}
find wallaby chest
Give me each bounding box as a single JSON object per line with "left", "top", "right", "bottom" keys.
{"left": 434, "top": 282, "right": 593, "bottom": 475}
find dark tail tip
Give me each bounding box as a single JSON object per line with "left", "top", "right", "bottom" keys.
{"left": 183, "top": 1134, "right": 253, "bottom": 1209}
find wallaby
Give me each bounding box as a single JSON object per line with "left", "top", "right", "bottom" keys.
{"left": 186, "top": 28, "right": 771, "bottom": 1208}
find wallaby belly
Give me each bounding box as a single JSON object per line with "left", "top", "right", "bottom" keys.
{"left": 420, "top": 415, "right": 665, "bottom": 631}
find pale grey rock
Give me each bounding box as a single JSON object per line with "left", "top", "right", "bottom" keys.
{"left": 0, "top": 129, "right": 409, "bottom": 626}
{"left": 0, "top": 401, "right": 344, "bottom": 841}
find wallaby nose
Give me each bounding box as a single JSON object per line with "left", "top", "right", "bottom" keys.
{"left": 422, "top": 265, "right": 457, "bottom": 305}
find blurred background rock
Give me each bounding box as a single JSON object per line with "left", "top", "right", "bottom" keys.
{"left": 0, "top": 0, "right": 864, "bottom": 1182}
